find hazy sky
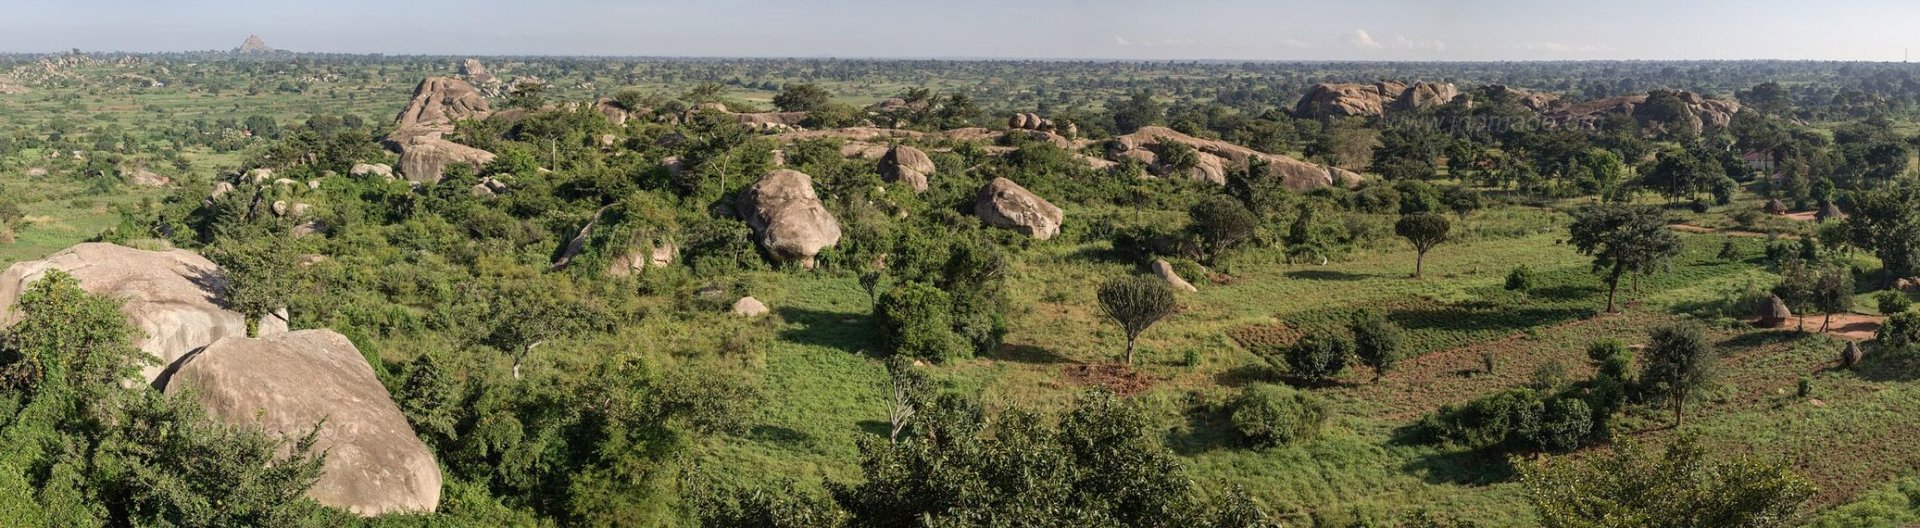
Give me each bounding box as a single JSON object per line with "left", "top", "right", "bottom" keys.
{"left": 4, "top": 0, "right": 1917, "bottom": 61}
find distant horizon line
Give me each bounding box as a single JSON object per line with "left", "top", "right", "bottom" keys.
{"left": 0, "top": 48, "right": 1914, "bottom": 64}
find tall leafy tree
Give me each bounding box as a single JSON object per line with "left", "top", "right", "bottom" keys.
{"left": 1395, "top": 213, "right": 1451, "bottom": 279}
{"left": 1567, "top": 205, "right": 1683, "bottom": 312}
{"left": 1639, "top": 323, "right": 1717, "bottom": 427}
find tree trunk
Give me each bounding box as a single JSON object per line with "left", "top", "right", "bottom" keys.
{"left": 1823, "top": 311, "right": 1833, "bottom": 333}
{"left": 1414, "top": 250, "right": 1426, "bottom": 279}
{"left": 1673, "top": 398, "right": 1684, "bottom": 428}
{"left": 1605, "top": 269, "right": 1622, "bottom": 313}
{"left": 1124, "top": 336, "right": 1137, "bottom": 365}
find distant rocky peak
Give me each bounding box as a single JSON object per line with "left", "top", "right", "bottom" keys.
{"left": 237, "top": 34, "right": 275, "bottom": 53}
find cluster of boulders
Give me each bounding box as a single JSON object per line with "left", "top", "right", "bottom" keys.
{"left": 0, "top": 243, "right": 441, "bottom": 516}
{"left": 1008, "top": 113, "right": 1076, "bottom": 138}
{"left": 383, "top": 77, "right": 497, "bottom": 183}
{"left": 878, "top": 145, "right": 935, "bottom": 192}
{"left": 1292, "top": 81, "right": 1458, "bottom": 119}
{"left": 1107, "top": 126, "right": 1363, "bottom": 190}
{"left": 1547, "top": 90, "right": 1740, "bottom": 135}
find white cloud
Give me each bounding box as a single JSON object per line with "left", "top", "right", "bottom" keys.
{"left": 1282, "top": 38, "right": 1312, "bottom": 49}
{"left": 1394, "top": 35, "right": 1447, "bottom": 51}
{"left": 1113, "top": 36, "right": 1130, "bottom": 46}
{"left": 1347, "top": 29, "right": 1383, "bottom": 49}
{"left": 1349, "top": 29, "right": 1445, "bottom": 51}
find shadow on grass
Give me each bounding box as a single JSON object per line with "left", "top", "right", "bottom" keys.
{"left": 985, "top": 342, "right": 1071, "bottom": 364}
{"left": 1167, "top": 406, "right": 1238, "bottom": 456}
{"left": 1214, "top": 363, "right": 1271, "bottom": 388}
{"left": 1400, "top": 446, "right": 1516, "bottom": 486}
{"left": 1853, "top": 347, "right": 1920, "bottom": 382}
{"left": 1716, "top": 329, "right": 1801, "bottom": 351}
{"left": 747, "top": 425, "right": 812, "bottom": 444}
{"left": 1387, "top": 306, "right": 1590, "bottom": 334}
{"left": 776, "top": 307, "right": 879, "bottom": 356}
{"left": 1530, "top": 284, "right": 1601, "bottom": 303}
{"left": 855, "top": 420, "right": 894, "bottom": 439}
{"left": 1285, "top": 269, "right": 1372, "bottom": 282}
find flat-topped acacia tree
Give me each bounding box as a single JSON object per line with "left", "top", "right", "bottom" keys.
{"left": 1395, "top": 213, "right": 1451, "bottom": 279}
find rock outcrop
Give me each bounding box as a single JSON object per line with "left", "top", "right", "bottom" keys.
{"left": 1293, "top": 81, "right": 1459, "bottom": 119}
{"left": 974, "top": 177, "right": 1062, "bottom": 240}
{"left": 879, "top": 145, "right": 935, "bottom": 192}
{"left": 738, "top": 170, "right": 841, "bottom": 267}
{"left": 349, "top": 163, "right": 394, "bottom": 179}
{"left": 384, "top": 77, "right": 497, "bottom": 183}
{"left": 732, "top": 296, "right": 769, "bottom": 317}
{"left": 0, "top": 243, "right": 248, "bottom": 383}
{"left": 1547, "top": 90, "right": 1740, "bottom": 135}
{"left": 1108, "top": 126, "right": 1363, "bottom": 190}
{"left": 387, "top": 134, "right": 497, "bottom": 184}
{"left": 1151, "top": 259, "right": 1198, "bottom": 292}
{"left": 236, "top": 34, "right": 276, "bottom": 53}
{"left": 161, "top": 330, "right": 441, "bottom": 516}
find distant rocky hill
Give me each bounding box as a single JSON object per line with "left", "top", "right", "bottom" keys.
{"left": 235, "top": 34, "right": 277, "bottom": 53}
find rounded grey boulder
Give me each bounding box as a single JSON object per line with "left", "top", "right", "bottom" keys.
{"left": 162, "top": 329, "right": 442, "bottom": 516}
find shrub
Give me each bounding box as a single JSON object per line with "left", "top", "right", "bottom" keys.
{"left": 1718, "top": 239, "right": 1742, "bottom": 261}
{"left": 1531, "top": 397, "right": 1594, "bottom": 452}
{"left": 1350, "top": 311, "right": 1404, "bottom": 382}
{"left": 875, "top": 281, "right": 964, "bottom": 361}
{"left": 1586, "top": 339, "right": 1629, "bottom": 365}
{"left": 1188, "top": 196, "right": 1258, "bottom": 265}
{"left": 1505, "top": 265, "right": 1535, "bottom": 292}
{"left": 1877, "top": 291, "right": 1913, "bottom": 315}
{"left": 1229, "top": 384, "right": 1329, "bottom": 448}
{"left": 1878, "top": 310, "right": 1920, "bottom": 352}
{"left": 1279, "top": 331, "right": 1352, "bottom": 384}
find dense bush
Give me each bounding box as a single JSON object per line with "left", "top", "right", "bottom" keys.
{"left": 875, "top": 281, "right": 965, "bottom": 361}
{"left": 1277, "top": 331, "right": 1352, "bottom": 384}
{"left": 1229, "top": 384, "right": 1329, "bottom": 447}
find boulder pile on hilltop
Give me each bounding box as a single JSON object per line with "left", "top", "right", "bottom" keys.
{"left": 384, "top": 77, "right": 497, "bottom": 183}
{"left": 1293, "top": 81, "right": 1458, "bottom": 119}
{"left": 1108, "top": 126, "right": 1363, "bottom": 190}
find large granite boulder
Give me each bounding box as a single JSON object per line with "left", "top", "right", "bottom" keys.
{"left": 383, "top": 77, "right": 497, "bottom": 183}
{"left": 974, "top": 177, "right": 1062, "bottom": 240}
{"left": 738, "top": 170, "right": 841, "bottom": 267}
{"left": 0, "top": 243, "right": 247, "bottom": 383}
{"left": 879, "top": 145, "right": 935, "bottom": 192}
{"left": 393, "top": 77, "right": 490, "bottom": 132}
{"left": 161, "top": 330, "right": 441, "bottom": 516}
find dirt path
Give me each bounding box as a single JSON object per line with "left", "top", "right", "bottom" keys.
{"left": 1759, "top": 312, "right": 1884, "bottom": 341}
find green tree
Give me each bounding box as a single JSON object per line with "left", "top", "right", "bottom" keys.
{"left": 506, "top": 81, "right": 549, "bottom": 110}
{"left": 1229, "top": 383, "right": 1328, "bottom": 447}
{"left": 875, "top": 281, "right": 963, "bottom": 362}
{"left": 1280, "top": 331, "right": 1352, "bottom": 385}
{"left": 1639, "top": 323, "right": 1717, "bottom": 427}
{"left": 1395, "top": 213, "right": 1451, "bottom": 279}
{"left": 1568, "top": 205, "right": 1683, "bottom": 313}
{"left": 1097, "top": 276, "right": 1178, "bottom": 365}
{"left": 1350, "top": 311, "right": 1405, "bottom": 382}
{"left": 772, "top": 83, "right": 832, "bottom": 112}
{"left": 205, "top": 234, "right": 302, "bottom": 336}
{"left": 1520, "top": 436, "right": 1815, "bottom": 528}
{"left": 1188, "top": 196, "right": 1258, "bottom": 266}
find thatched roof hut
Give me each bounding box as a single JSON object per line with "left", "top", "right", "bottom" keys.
{"left": 1763, "top": 198, "right": 1788, "bottom": 215}
{"left": 1816, "top": 201, "right": 1847, "bottom": 222}
{"left": 1756, "top": 294, "right": 1792, "bottom": 328}
{"left": 1841, "top": 341, "right": 1865, "bottom": 369}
